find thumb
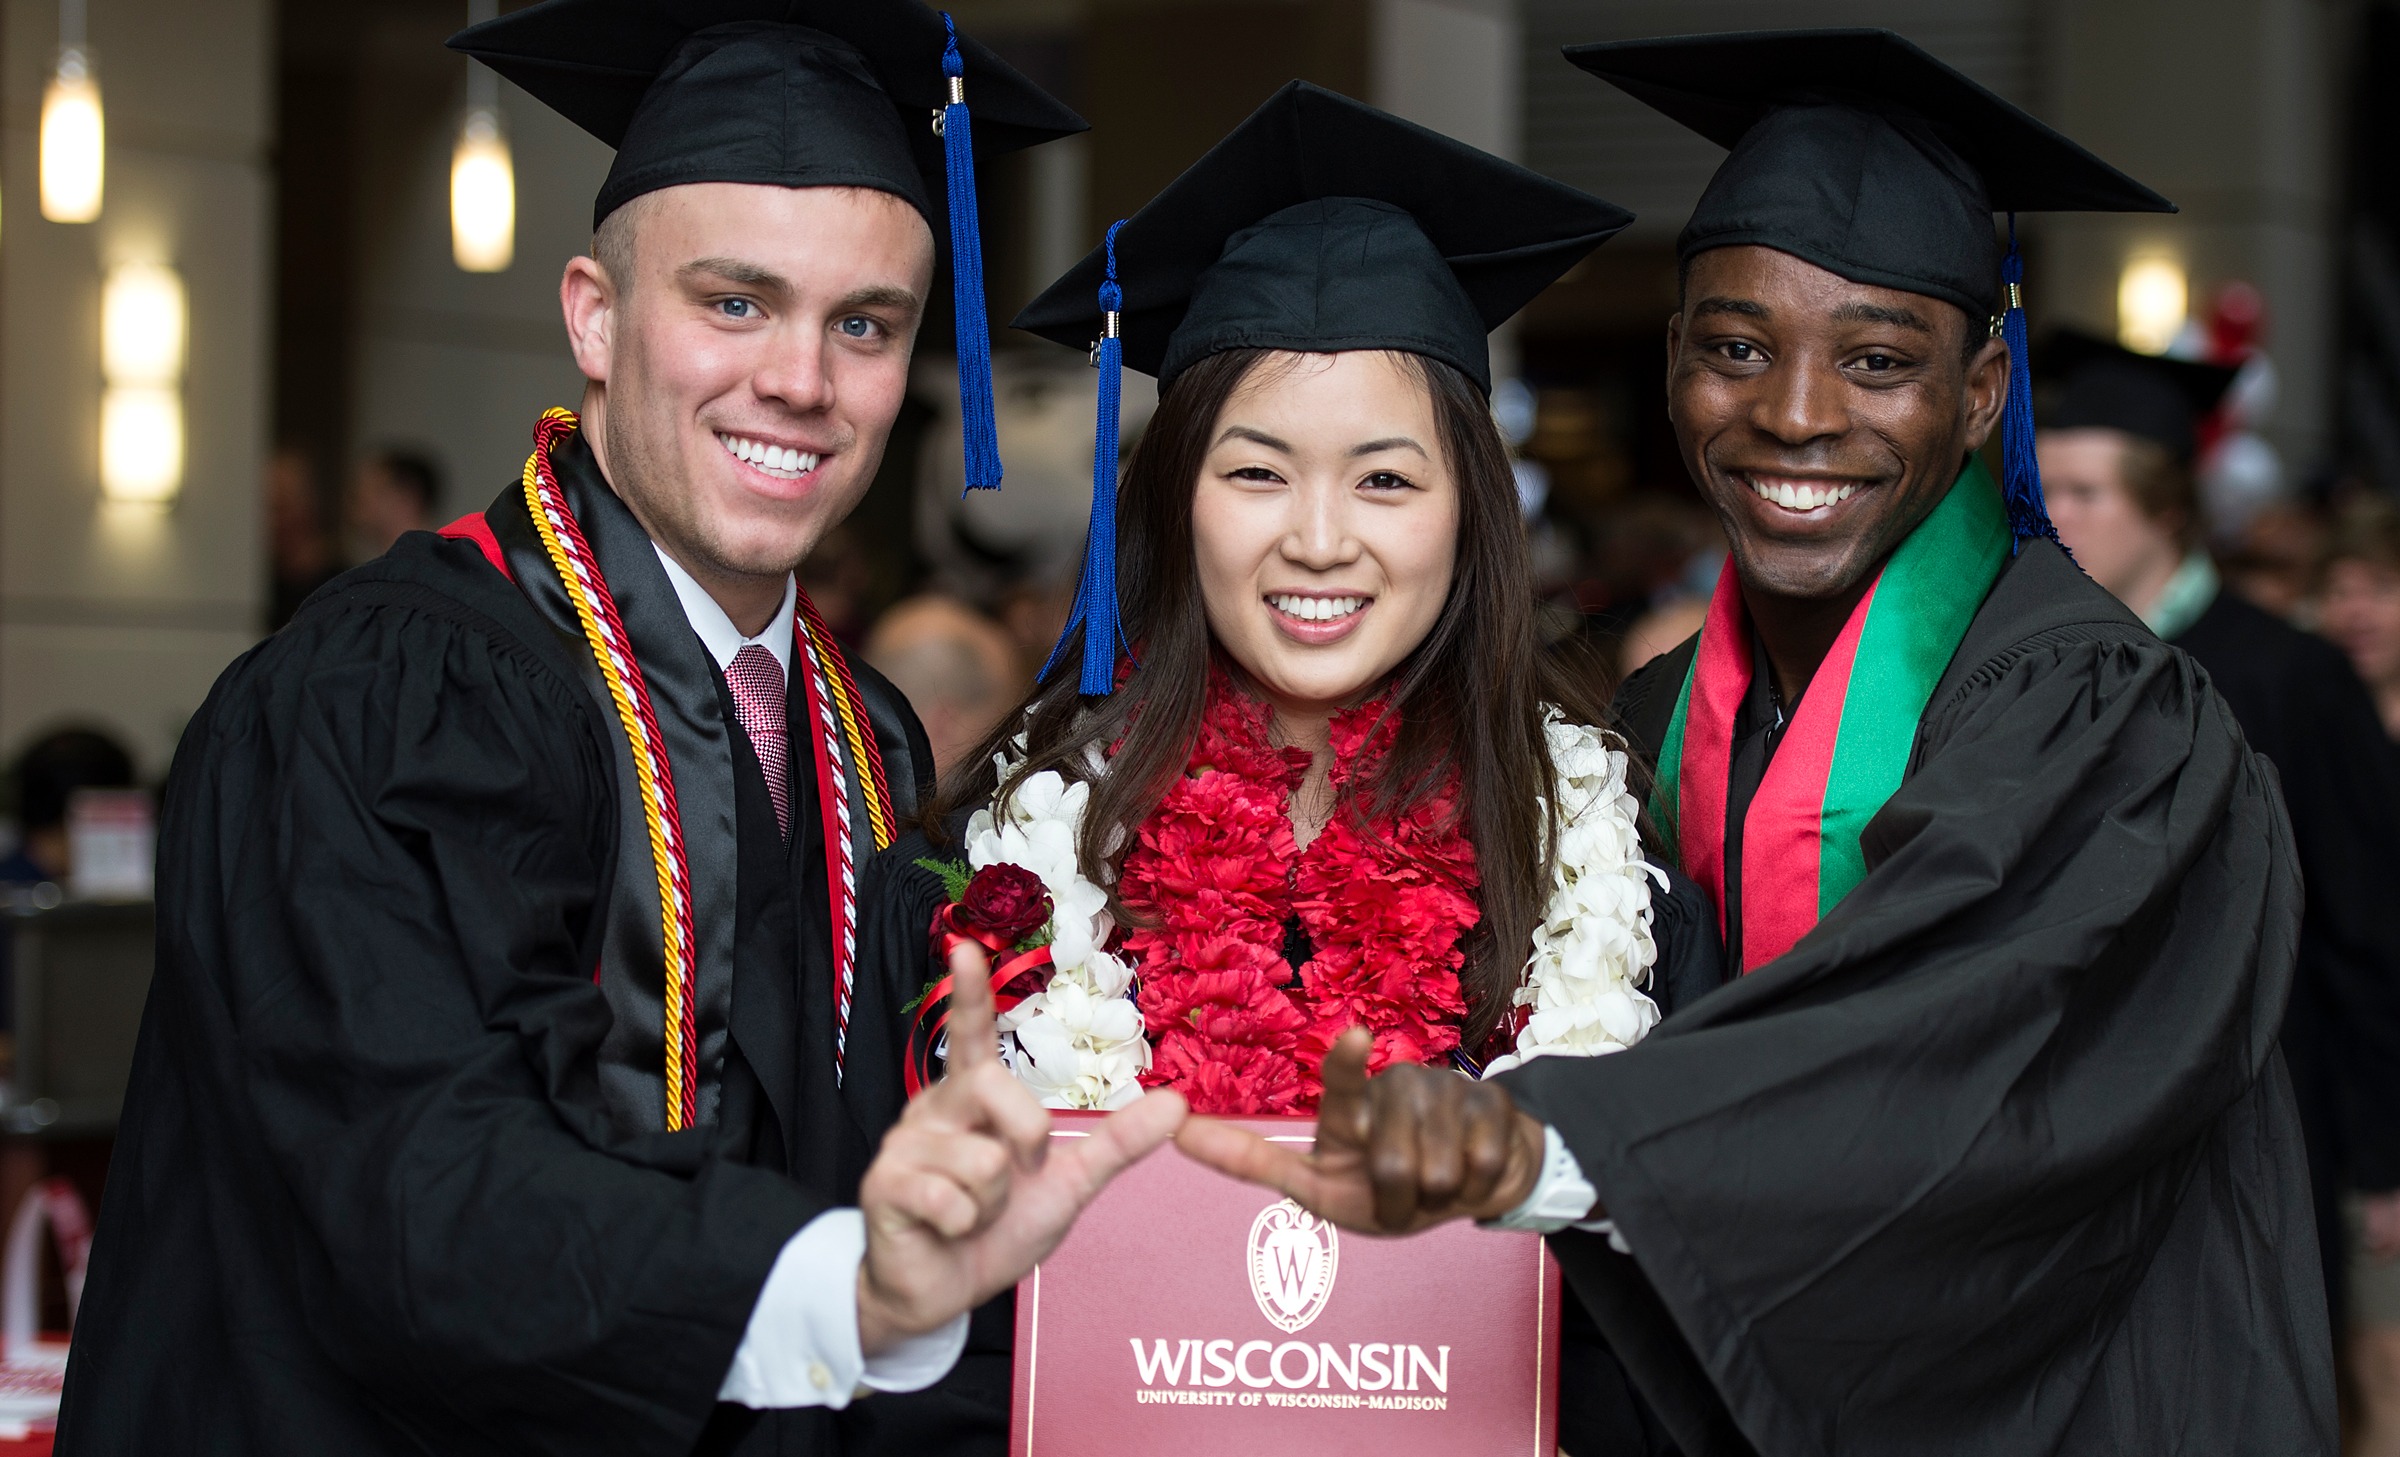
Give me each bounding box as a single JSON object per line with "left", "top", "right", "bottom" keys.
{"left": 1051, "top": 1089, "right": 1186, "bottom": 1206}
{"left": 1314, "top": 1027, "right": 1373, "bottom": 1153}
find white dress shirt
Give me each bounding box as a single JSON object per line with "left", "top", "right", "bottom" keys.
{"left": 1482, "top": 1125, "right": 1631, "bottom": 1253}
{"left": 651, "top": 545, "right": 971, "bottom": 1408}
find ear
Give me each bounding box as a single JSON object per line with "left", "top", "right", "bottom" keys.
{"left": 562, "top": 254, "right": 616, "bottom": 384}
{"left": 1960, "top": 333, "right": 2010, "bottom": 452}
{"left": 1664, "top": 310, "right": 1687, "bottom": 391}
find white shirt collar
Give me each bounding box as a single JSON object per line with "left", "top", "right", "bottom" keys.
{"left": 652, "top": 543, "right": 795, "bottom": 675}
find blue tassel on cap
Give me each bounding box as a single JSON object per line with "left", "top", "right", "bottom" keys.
{"left": 1997, "top": 216, "right": 2058, "bottom": 551}
{"left": 939, "top": 14, "right": 1003, "bottom": 491}
{"left": 1042, "top": 220, "right": 1134, "bottom": 695}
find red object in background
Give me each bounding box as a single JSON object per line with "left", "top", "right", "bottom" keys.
{"left": 1012, "top": 1112, "right": 1560, "bottom": 1457}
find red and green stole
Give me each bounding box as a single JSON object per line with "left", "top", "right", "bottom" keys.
{"left": 1653, "top": 460, "right": 2010, "bottom": 972}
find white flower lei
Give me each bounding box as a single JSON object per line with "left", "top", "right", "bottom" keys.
{"left": 963, "top": 712, "right": 1662, "bottom": 1107}
{"left": 961, "top": 764, "right": 1151, "bottom": 1109}
{"left": 1479, "top": 712, "right": 1665, "bottom": 1075}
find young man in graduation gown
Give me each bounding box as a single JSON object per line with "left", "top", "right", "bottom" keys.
{"left": 54, "top": 4, "right": 1187, "bottom": 1455}
{"left": 1184, "top": 28, "right": 2335, "bottom": 1457}
{"left": 2039, "top": 336, "right": 2400, "bottom": 1342}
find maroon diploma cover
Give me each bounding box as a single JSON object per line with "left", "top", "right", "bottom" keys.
{"left": 1011, "top": 1112, "right": 1562, "bottom": 1456}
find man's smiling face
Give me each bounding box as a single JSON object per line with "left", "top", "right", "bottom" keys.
{"left": 563, "top": 182, "right": 935, "bottom": 616}
{"left": 1666, "top": 245, "right": 2009, "bottom": 607}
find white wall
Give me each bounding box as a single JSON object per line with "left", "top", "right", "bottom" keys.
{"left": 0, "top": 0, "right": 273, "bottom": 776}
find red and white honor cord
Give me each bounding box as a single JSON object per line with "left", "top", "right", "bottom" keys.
{"left": 794, "top": 587, "right": 897, "bottom": 1079}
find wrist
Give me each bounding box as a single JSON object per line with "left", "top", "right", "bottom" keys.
{"left": 855, "top": 1261, "right": 903, "bottom": 1357}
{"left": 1479, "top": 1111, "right": 1550, "bottom": 1220}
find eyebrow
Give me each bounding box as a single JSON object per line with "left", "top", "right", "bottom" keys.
{"left": 1216, "top": 425, "right": 1292, "bottom": 452}
{"left": 1830, "top": 300, "right": 1934, "bottom": 333}
{"left": 1350, "top": 436, "right": 1429, "bottom": 459}
{"left": 678, "top": 257, "right": 789, "bottom": 292}
{"left": 836, "top": 283, "right": 924, "bottom": 316}
{"left": 1689, "top": 296, "right": 1769, "bottom": 322}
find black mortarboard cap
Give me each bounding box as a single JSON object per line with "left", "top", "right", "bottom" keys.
{"left": 1012, "top": 80, "right": 1632, "bottom": 395}
{"left": 1012, "top": 81, "right": 1631, "bottom": 694}
{"left": 450, "top": 0, "right": 1082, "bottom": 229}
{"left": 1564, "top": 27, "right": 2175, "bottom": 548}
{"left": 1562, "top": 28, "right": 2171, "bottom": 318}
{"left": 451, "top": 1, "right": 1087, "bottom": 493}
{"left": 2039, "top": 330, "right": 2239, "bottom": 462}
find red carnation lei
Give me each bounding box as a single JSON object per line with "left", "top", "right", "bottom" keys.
{"left": 1116, "top": 674, "right": 1481, "bottom": 1115}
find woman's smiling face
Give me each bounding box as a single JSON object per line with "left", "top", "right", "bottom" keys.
{"left": 1189, "top": 350, "right": 1460, "bottom": 725}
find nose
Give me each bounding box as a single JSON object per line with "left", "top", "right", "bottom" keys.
{"left": 1750, "top": 351, "right": 1847, "bottom": 448}
{"left": 1280, "top": 477, "right": 1362, "bottom": 573}
{"left": 749, "top": 322, "right": 838, "bottom": 415}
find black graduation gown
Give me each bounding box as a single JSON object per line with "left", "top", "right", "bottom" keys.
{"left": 55, "top": 488, "right": 934, "bottom": 1454}
{"left": 850, "top": 808, "right": 1730, "bottom": 1457}
{"left": 1499, "top": 540, "right": 2334, "bottom": 1457}
{"left": 2171, "top": 587, "right": 2400, "bottom": 1332}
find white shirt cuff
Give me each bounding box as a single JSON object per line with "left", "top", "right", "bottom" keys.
{"left": 1479, "top": 1125, "right": 1628, "bottom": 1250}
{"left": 717, "top": 1208, "right": 971, "bottom": 1408}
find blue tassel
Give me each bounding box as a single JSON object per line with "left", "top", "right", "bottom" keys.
{"left": 1042, "top": 221, "right": 1134, "bottom": 696}
{"left": 940, "top": 14, "right": 1003, "bottom": 492}
{"left": 1997, "top": 216, "right": 2057, "bottom": 551}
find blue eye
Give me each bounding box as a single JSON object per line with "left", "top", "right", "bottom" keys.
{"left": 837, "top": 316, "right": 878, "bottom": 339}
{"left": 717, "top": 298, "right": 757, "bottom": 320}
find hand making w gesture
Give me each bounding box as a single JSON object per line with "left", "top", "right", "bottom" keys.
{"left": 1175, "top": 1027, "right": 1555, "bottom": 1234}
{"left": 854, "top": 942, "right": 1186, "bottom": 1352}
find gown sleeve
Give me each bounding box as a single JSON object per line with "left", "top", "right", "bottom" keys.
{"left": 1500, "top": 631, "right": 2328, "bottom": 1457}
{"left": 68, "top": 579, "right": 822, "bottom": 1456}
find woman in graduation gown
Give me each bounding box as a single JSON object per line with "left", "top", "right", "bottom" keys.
{"left": 846, "top": 83, "right": 1721, "bottom": 1457}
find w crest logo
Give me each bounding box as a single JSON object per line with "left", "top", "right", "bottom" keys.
{"left": 1247, "top": 1199, "right": 1339, "bottom": 1333}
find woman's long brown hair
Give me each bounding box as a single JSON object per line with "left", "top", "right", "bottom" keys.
{"left": 936, "top": 347, "right": 1611, "bottom": 1047}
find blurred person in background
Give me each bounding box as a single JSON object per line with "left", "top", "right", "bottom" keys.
{"left": 345, "top": 449, "right": 444, "bottom": 562}
{"left": 265, "top": 444, "right": 339, "bottom": 629}
{"left": 1615, "top": 594, "right": 1707, "bottom": 681}
{"left": 2324, "top": 496, "right": 2400, "bottom": 739}
{"left": 2226, "top": 498, "right": 2333, "bottom": 621}
{"left": 2040, "top": 335, "right": 2400, "bottom": 1392}
{"left": 2323, "top": 492, "right": 2400, "bottom": 1457}
{"left": 862, "top": 595, "right": 1024, "bottom": 777}
{"left": 0, "top": 729, "right": 136, "bottom": 888}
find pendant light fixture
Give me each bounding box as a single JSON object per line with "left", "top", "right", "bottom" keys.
{"left": 450, "top": 0, "right": 514, "bottom": 273}
{"left": 41, "top": 0, "right": 104, "bottom": 224}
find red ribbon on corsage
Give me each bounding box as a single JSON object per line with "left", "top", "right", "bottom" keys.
{"left": 904, "top": 871, "right": 1060, "bottom": 1096}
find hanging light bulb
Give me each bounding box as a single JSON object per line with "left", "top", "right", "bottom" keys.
{"left": 100, "top": 261, "right": 187, "bottom": 503}
{"left": 41, "top": 0, "right": 103, "bottom": 224}
{"left": 450, "top": 3, "right": 513, "bottom": 273}
{"left": 451, "top": 104, "right": 515, "bottom": 272}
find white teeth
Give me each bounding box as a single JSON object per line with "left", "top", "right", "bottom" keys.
{"left": 1268, "top": 594, "right": 1365, "bottom": 621}
{"left": 1751, "top": 479, "right": 1856, "bottom": 512}
{"left": 717, "top": 433, "right": 820, "bottom": 478}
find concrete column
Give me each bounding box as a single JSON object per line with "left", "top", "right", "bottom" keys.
{"left": 2038, "top": 0, "right": 2344, "bottom": 470}
{"left": 0, "top": 0, "right": 273, "bottom": 775}
{"left": 1370, "top": 0, "right": 1520, "bottom": 161}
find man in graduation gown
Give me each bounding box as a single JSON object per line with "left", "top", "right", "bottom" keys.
{"left": 2039, "top": 335, "right": 2400, "bottom": 1341}
{"left": 1183, "top": 28, "right": 2334, "bottom": 1457}
{"left": 55, "top": 4, "right": 1187, "bottom": 1455}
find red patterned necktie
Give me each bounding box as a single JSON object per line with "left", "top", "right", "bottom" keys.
{"left": 725, "top": 643, "right": 792, "bottom": 838}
